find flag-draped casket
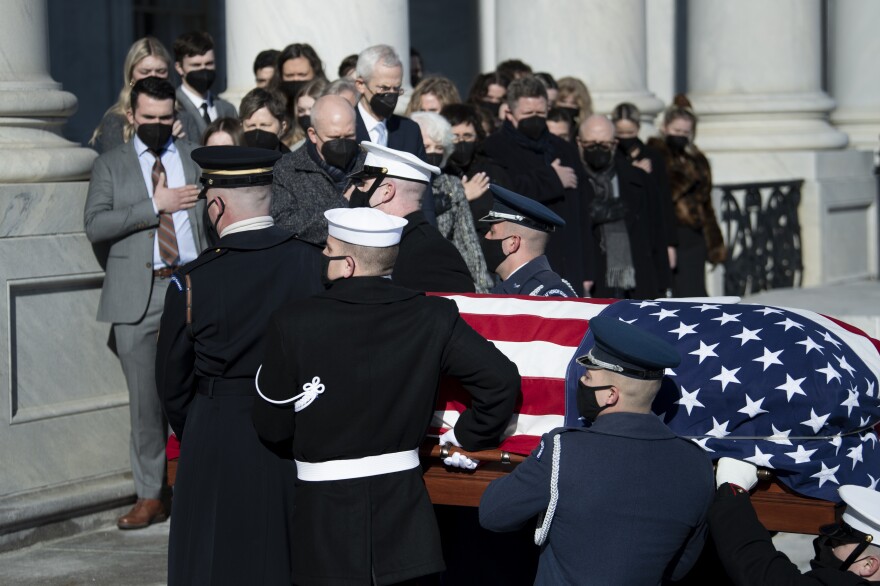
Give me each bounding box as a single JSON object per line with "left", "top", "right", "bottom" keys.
{"left": 431, "top": 294, "right": 880, "bottom": 503}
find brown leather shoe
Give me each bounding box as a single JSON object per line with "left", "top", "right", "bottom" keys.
{"left": 117, "top": 498, "right": 167, "bottom": 530}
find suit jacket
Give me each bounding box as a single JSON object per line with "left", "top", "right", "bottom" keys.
{"left": 84, "top": 139, "right": 207, "bottom": 324}
{"left": 176, "top": 87, "right": 238, "bottom": 144}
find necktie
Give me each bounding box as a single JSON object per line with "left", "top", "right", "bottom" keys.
{"left": 375, "top": 123, "right": 387, "bottom": 146}
{"left": 151, "top": 151, "right": 180, "bottom": 267}
{"left": 200, "top": 102, "right": 211, "bottom": 125}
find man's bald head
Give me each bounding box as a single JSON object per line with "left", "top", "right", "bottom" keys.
{"left": 578, "top": 114, "right": 614, "bottom": 143}
{"left": 311, "top": 95, "right": 356, "bottom": 137}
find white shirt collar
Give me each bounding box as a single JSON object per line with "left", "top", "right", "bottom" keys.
{"left": 358, "top": 100, "right": 386, "bottom": 131}
{"left": 179, "top": 82, "right": 211, "bottom": 108}
{"left": 132, "top": 133, "right": 177, "bottom": 156}
{"left": 219, "top": 216, "right": 274, "bottom": 238}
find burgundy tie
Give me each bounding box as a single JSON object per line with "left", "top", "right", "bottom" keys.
{"left": 151, "top": 151, "right": 180, "bottom": 267}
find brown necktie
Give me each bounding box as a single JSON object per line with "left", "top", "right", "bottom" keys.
{"left": 151, "top": 151, "right": 180, "bottom": 267}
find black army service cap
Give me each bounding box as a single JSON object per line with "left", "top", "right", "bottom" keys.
{"left": 480, "top": 183, "right": 566, "bottom": 233}
{"left": 576, "top": 315, "right": 680, "bottom": 380}
{"left": 191, "top": 146, "right": 282, "bottom": 197}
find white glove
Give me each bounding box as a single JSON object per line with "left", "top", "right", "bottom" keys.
{"left": 439, "top": 429, "right": 462, "bottom": 447}
{"left": 716, "top": 457, "right": 759, "bottom": 491}
{"left": 439, "top": 429, "right": 479, "bottom": 470}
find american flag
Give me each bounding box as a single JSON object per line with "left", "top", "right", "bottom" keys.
{"left": 432, "top": 295, "right": 880, "bottom": 502}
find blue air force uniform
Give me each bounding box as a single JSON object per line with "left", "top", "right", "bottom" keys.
{"left": 479, "top": 316, "right": 714, "bottom": 585}
{"left": 490, "top": 255, "right": 577, "bottom": 297}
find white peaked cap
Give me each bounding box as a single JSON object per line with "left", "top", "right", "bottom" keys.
{"left": 840, "top": 485, "right": 880, "bottom": 537}
{"left": 324, "top": 208, "right": 407, "bottom": 247}
{"left": 360, "top": 141, "right": 440, "bottom": 183}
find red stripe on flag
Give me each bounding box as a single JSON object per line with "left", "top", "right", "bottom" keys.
{"left": 824, "top": 314, "right": 880, "bottom": 356}
{"left": 458, "top": 313, "right": 590, "bottom": 346}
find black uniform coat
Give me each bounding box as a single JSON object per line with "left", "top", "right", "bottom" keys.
{"left": 156, "top": 226, "right": 322, "bottom": 586}
{"left": 479, "top": 413, "right": 714, "bottom": 585}
{"left": 709, "top": 486, "right": 870, "bottom": 586}
{"left": 480, "top": 121, "right": 594, "bottom": 293}
{"left": 491, "top": 255, "right": 577, "bottom": 297}
{"left": 587, "top": 158, "right": 671, "bottom": 299}
{"left": 252, "top": 277, "right": 520, "bottom": 585}
{"left": 393, "top": 210, "right": 475, "bottom": 293}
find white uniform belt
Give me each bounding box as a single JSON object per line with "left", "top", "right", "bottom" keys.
{"left": 295, "top": 449, "right": 420, "bottom": 482}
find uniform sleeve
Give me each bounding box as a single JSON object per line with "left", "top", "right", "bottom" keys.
{"left": 251, "top": 317, "right": 298, "bottom": 444}
{"left": 83, "top": 155, "right": 159, "bottom": 244}
{"left": 441, "top": 314, "right": 520, "bottom": 451}
{"left": 155, "top": 275, "right": 196, "bottom": 439}
{"left": 479, "top": 433, "right": 554, "bottom": 532}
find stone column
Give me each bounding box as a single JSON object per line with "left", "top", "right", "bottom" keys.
{"left": 828, "top": 0, "right": 880, "bottom": 152}
{"left": 493, "top": 0, "right": 664, "bottom": 123}
{"left": 478, "top": 0, "right": 497, "bottom": 74}
{"left": 686, "top": 0, "right": 846, "bottom": 152}
{"left": 223, "top": 0, "right": 411, "bottom": 109}
{"left": 0, "top": 0, "right": 96, "bottom": 182}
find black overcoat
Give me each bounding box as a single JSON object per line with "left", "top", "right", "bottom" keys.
{"left": 393, "top": 210, "right": 475, "bottom": 293}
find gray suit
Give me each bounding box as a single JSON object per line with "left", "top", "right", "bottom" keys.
{"left": 84, "top": 138, "right": 207, "bottom": 499}
{"left": 176, "top": 87, "right": 238, "bottom": 144}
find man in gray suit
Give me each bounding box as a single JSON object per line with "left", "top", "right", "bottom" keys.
{"left": 84, "top": 77, "right": 207, "bottom": 530}
{"left": 172, "top": 31, "right": 237, "bottom": 144}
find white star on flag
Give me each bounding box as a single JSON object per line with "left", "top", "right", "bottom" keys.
{"left": 753, "top": 347, "right": 784, "bottom": 371}
{"left": 665, "top": 368, "right": 677, "bottom": 377}
{"left": 846, "top": 444, "right": 864, "bottom": 470}
{"left": 801, "top": 409, "right": 830, "bottom": 433}
{"left": 618, "top": 317, "right": 637, "bottom": 324}
{"left": 829, "top": 435, "right": 842, "bottom": 456}
{"left": 650, "top": 308, "right": 678, "bottom": 321}
{"left": 676, "top": 386, "right": 705, "bottom": 416}
{"left": 816, "top": 362, "right": 842, "bottom": 384}
{"left": 821, "top": 331, "right": 843, "bottom": 350}
{"left": 712, "top": 312, "right": 742, "bottom": 325}
{"left": 775, "top": 318, "right": 805, "bottom": 331}
{"left": 867, "top": 379, "right": 876, "bottom": 398}
{"left": 706, "top": 417, "right": 731, "bottom": 438}
{"left": 841, "top": 388, "right": 860, "bottom": 416}
{"left": 689, "top": 341, "right": 719, "bottom": 364}
{"left": 731, "top": 327, "right": 762, "bottom": 346}
{"left": 835, "top": 355, "right": 857, "bottom": 378}
{"left": 738, "top": 394, "right": 768, "bottom": 418}
{"left": 810, "top": 462, "right": 840, "bottom": 488}
{"left": 775, "top": 374, "right": 807, "bottom": 402}
{"left": 860, "top": 416, "right": 871, "bottom": 427}
{"left": 669, "top": 322, "right": 699, "bottom": 339}
{"left": 869, "top": 475, "right": 880, "bottom": 490}
{"left": 755, "top": 307, "right": 783, "bottom": 316}
{"left": 692, "top": 304, "right": 721, "bottom": 312}
{"left": 711, "top": 365, "right": 742, "bottom": 392}
{"left": 795, "top": 336, "right": 824, "bottom": 355}
{"left": 785, "top": 445, "right": 817, "bottom": 464}
{"left": 862, "top": 432, "right": 878, "bottom": 447}
{"left": 636, "top": 300, "right": 659, "bottom": 308}
{"left": 744, "top": 445, "right": 775, "bottom": 468}
{"left": 692, "top": 437, "right": 714, "bottom": 452}
{"left": 769, "top": 424, "right": 793, "bottom": 445}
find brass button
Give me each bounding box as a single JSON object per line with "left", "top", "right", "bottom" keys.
{"left": 215, "top": 248, "right": 221, "bottom": 253}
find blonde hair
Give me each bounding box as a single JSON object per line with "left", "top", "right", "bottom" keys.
{"left": 556, "top": 76, "right": 593, "bottom": 120}
{"left": 89, "top": 37, "right": 172, "bottom": 146}
{"left": 405, "top": 76, "right": 461, "bottom": 116}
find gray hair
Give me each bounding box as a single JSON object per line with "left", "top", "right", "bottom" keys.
{"left": 356, "top": 44, "right": 402, "bottom": 81}
{"left": 410, "top": 111, "right": 454, "bottom": 166}
{"left": 322, "top": 78, "right": 359, "bottom": 98}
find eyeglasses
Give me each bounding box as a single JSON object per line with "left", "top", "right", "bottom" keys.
{"left": 370, "top": 84, "right": 405, "bottom": 96}
{"left": 453, "top": 133, "right": 477, "bottom": 143}
{"left": 579, "top": 140, "right": 617, "bottom": 150}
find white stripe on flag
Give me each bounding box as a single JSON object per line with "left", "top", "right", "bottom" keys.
{"left": 491, "top": 340, "right": 577, "bottom": 378}
{"left": 447, "top": 294, "right": 607, "bottom": 320}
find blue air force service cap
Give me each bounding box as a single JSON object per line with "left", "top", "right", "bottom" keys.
{"left": 480, "top": 183, "right": 566, "bottom": 233}
{"left": 576, "top": 315, "right": 680, "bottom": 380}
{"left": 191, "top": 146, "right": 282, "bottom": 197}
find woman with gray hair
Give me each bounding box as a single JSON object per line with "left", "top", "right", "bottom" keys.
{"left": 411, "top": 112, "right": 493, "bottom": 292}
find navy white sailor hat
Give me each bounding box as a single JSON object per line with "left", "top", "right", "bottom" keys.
{"left": 191, "top": 146, "right": 282, "bottom": 197}
{"left": 347, "top": 142, "right": 440, "bottom": 184}
{"left": 480, "top": 183, "right": 566, "bottom": 233}
{"left": 576, "top": 315, "right": 680, "bottom": 380}
{"left": 836, "top": 485, "right": 880, "bottom": 540}
{"left": 324, "top": 208, "right": 407, "bottom": 247}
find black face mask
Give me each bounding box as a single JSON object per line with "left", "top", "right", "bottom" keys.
{"left": 450, "top": 141, "right": 476, "bottom": 168}
{"left": 478, "top": 101, "right": 500, "bottom": 119}
{"left": 582, "top": 146, "right": 615, "bottom": 171}
{"left": 369, "top": 92, "right": 399, "bottom": 119}
{"left": 558, "top": 106, "right": 580, "bottom": 124}
{"left": 320, "top": 255, "right": 349, "bottom": 289}
{"left": 481, "top": 235, "right": 511, "bottom": 273}
{"left": 136, "top": 123, "right": 173, "bottom": 153}
{"left": 206, "top": 196, "right": 226, "bottom": 235}
{"left": 349, "top": 177, "right": 385, "bottom": 208}
{"left": 243, "top": 129, "right": 280, "bottom": 151}
{"left": 321, "top": 138, "right": 359, "bottom": 170}
{"left": 517, "top": 116, "right": 547, "bottom": 141}
{"left": 576, "top": 379, "right": 613, "bottom": 423}
{"left": 811, "top": 529, "right": 872, "bottom": 573}
{"left": 297, "top": 115, "right": 311, "bottom": 132}
{"left": 425, "top": 153, "right": 443, "bottom": 168}
{"left": 185, "top": 69, "right": 216, "bottom": 95}
{"left": 665, "top": 135, "right": 690, "bottom": 152}
{"left": 617, "top": 137, "right": 641, "bottom": 155}
{"left": 279, "top": 80, "right": 308, "bottom": 100}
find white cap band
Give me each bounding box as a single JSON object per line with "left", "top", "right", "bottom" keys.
{"left": 324, "top": 207, "right": 407, "bottom": 247}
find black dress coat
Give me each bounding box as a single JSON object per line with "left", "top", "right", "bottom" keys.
{"left": 480, "top": 121, "right": 593, "bottom": 293}
{"left": 252, "top": 277, "right": 520, "bottom": 585}
{"left": 393, "top": 210, "right": 475, "bottom": 293}
{"left": 155, "top": 226, "right": 322, "bottom": 586}
{"left": 619, "top": 139, "right": 679, "bottom": 249}
{"left": 587, "top": 158, "right": 671, "bottom": 299}
{"left": 709, "top": 485, "right": 870, "bottom": 585}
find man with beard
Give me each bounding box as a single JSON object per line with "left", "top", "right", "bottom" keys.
{"left": 578, "top": 114, "right": 670, "bottom": 299}
{"left": 480, "top": 75, "right": 593, "bottom": 295}
{"left": 173, "top": 31, "right": 237, "bottom": 142}
{"left": 83, "top": 77, "right": 206, "bottom": 529}
{"left": 271, "top": 95, "right": 359, "bottom": 245}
